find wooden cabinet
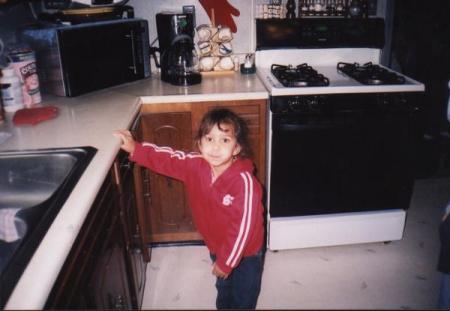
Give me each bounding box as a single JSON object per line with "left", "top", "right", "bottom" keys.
{"left": 135, "top": 99, "right": 267, "bottom": 244}
{"left": 138, "top": 112, "right": 200, "bottom": 243}
{"left": 113, "top": 151, "right": 149, "bottom": 309}
{"left": 88, "top": 209, "right": 132, "bottom": 310}
{"left": 45, "top": 153, "right": 149, "bottom": 310}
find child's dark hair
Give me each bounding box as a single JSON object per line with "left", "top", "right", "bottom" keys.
{"left": 196, "top": 108, "right": 252, "bottom": 158}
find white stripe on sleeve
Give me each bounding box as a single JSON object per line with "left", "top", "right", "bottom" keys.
{"left": 226, "top": 172, "right": 253, "bottom": 267}
{"left": 141, "top": 142, "right": 201, "bottom": 159}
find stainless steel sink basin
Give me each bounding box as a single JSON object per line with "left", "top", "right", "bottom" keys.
{"left": 0, "top": 146, "right": 97, "bottom": 307}
{"left": 1, "top": 151, "right": 80, "bottom": 209}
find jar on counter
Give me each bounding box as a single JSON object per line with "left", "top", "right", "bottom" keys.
{"left": 0, "top": 67, "right": 24, "bottom": 112}
{"left": 8, "top": 48, "right": 41, "bottom": 108}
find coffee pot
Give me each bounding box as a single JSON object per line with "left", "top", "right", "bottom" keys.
{"left": 163, "top": 35, "right": 201, "bottom": 86}
{"left": 155, "top": 12, "right": 201, "bottom": 86}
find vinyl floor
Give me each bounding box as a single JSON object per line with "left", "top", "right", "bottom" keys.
{"left": 142, "top": 178, "right": 450, "bottom": 310}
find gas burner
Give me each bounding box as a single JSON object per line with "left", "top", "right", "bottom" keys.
{"left": 337, "top": 62, "right": 406, "bottom": 85}
{"left": 271, "top": 63, "right": 330, "bottom": 87}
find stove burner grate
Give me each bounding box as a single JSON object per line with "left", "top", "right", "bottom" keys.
{"left": 271, "top": 63, "right": 330, "bottom": 87}
{"left": 337, "top": 62, "right": 406, "bottom": 85}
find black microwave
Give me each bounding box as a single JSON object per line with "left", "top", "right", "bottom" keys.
{"left": 20, "top": 18, "right": 151, "bottom": 97}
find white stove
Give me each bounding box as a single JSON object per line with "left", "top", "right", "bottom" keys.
{"left": 256, "top": 18, "right": 426, "bottom": 251}
{"left": 256, "top": 48, "right": 425, "bottom": 96}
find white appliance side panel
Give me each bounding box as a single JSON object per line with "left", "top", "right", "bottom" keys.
{"left": 268, "top": 209, "right": 406, "bottom": 251}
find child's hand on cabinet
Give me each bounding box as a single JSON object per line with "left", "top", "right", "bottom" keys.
{"left": 113, "top": 130, "right": 136, "bottom": 155}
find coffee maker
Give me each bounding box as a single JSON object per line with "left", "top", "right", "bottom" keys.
{"left": 156, "top": 12, "right": 201, "bottom": 86}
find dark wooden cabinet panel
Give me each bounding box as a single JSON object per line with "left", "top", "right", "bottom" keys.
{"left": 45, "top": 172, "right": 131, "bottom": 309}
{"left": 135, "top": 99, "right": 267, "bottom": 244}
{"left": 46, "top": 152, "right": 148, "bottom": 310}
{"left": 138, "top": 112, "right": 200, "bottom": 243}
{"left": 87, "top": 208, "right": 132, "bottom": 310}
{"left": 114, "top": 151, "right": 149, "bottom": 308}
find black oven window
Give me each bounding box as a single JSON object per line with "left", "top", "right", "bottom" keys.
{"left": 269, "top": 94, "right": 420, "bottom": 217}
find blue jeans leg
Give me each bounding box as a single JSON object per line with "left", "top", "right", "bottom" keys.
{"left": 438, "top": 273, "right": 450, "bottom": 309}
{"left": 211, "top": 251, "right": 264, "bottom": 310}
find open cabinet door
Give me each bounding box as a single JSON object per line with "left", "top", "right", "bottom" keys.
{"left": 130, "top": 114, "right": 151, "bottom": 262}
{"left": 133, "top": 163, "right": 151, "bottom": 262}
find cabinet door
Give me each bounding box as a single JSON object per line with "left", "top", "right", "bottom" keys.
{"left": 87, "top": 210, "right": 132, "bottom": 310}
{"left": 139, "top": 112, "right": 202, "bottom": 243}
{"left": 46, "top": 172, "right": 132, "bottom": 310}
{"left": 113, "top": 153, "right": 148, "bottom": 309}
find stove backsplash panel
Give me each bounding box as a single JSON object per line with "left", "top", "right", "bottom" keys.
{"left": 256, "top": 17, "right": 385, "bottom": 50}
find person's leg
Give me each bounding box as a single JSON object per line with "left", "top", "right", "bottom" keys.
{"left": 215, "top": 276, "right": 232, "bottom": 309}
{"left": 229, "top": 251, "right": 264, "bottom": 309}
{"left": 210, "top": 254, "right": 232, "bottom": 309}
{"left": 438, "top": 273, "right": 450, "bottom": 309}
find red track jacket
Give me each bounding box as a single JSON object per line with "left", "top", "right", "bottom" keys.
{"left": 130, "top": 142, "right": 264, "bottom": 274}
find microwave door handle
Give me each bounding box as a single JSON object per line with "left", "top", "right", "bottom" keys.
{"left": 127, "top": 30, "right": 137, "bottom": 74}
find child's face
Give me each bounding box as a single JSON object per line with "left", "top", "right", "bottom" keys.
{"left": 198, "top": 123, "right": 241, "bottom": 176}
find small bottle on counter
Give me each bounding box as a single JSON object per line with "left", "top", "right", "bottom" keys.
{"left": 233, "top": 56, "right": 240, "bottom": 71}
{"left": 0, "top": 67, "right": 24, "bottom": 112}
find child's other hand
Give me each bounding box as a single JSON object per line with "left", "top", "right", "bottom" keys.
{"left": 212, "top": 262, "right": 229, "bottom": 279}
{"left": 113, "top": 130, "right": 136, "bottom": 154}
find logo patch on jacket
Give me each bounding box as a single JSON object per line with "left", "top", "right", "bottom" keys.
{"left": 222, "top": 194, "right": 234, "bottom": 206}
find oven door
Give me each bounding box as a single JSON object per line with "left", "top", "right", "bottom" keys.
{"left": 269, "top": 93, "right": 420, "bottom": 218}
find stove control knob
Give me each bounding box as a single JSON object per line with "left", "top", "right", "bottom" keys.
{"left": 307, "top": 97, "right": 318, "bottom": 111}
{"left": 288, "top": 98, "right": 307, "bottom": 112}
{"left": 307, "top": 96, "right": 325, "bottom": 112}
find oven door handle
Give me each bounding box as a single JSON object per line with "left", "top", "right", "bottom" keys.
{"left": 274, "top": 122, "right": 343, "bottom": 131}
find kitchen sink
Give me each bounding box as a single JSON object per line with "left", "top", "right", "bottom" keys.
{"left": 0, "top": 146, "right": 97, "bottom": 308}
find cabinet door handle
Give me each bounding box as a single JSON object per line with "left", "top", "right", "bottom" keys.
{"left": 131, "top": 247, "right": 142, "bottom": 255}
{"left": 113, "top": 294, "right": 126, "bottom": 310}
{"left": 113, "top": 161, "right": 121, "bottom": 187}
{"left": 166, "top": 177, "right": 173, "bottom": 188}
{"left": 121, "top": 161, "right": 132, "bottom": 170}
{"left": 144, "top": 191, "right": 151, "bottom": 206}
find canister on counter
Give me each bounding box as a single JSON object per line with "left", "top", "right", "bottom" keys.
{"left": 0, "top": 67, "right": 24, "bottom": 112}
{"left": 8, "top": 48, "right": 42, "bottom": 108}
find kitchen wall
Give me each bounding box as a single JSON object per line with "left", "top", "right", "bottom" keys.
{"left": 130, "top": 0, "right": 387, "bottom": 55}
{"left": 1, "top": 0, "right": 389, "bottom": 68}
{"left": 0, "top": 2, "right": 41, "bottom": 68}
{"left": 128, "top": 0, "right": 255, "bottom": 54}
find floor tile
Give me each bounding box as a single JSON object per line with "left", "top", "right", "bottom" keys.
{"left": 142, "top": 178, "right": 450, "bottom": 309}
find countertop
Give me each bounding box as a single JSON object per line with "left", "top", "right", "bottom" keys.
{"left": 0, "top": 73, "right": 268, "bottom": 309}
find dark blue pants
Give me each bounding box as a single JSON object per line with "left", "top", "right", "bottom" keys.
{"left": 210, "top": 250, "right": 264, "bottom": 310}
{"left": 438, "top": 273, "right": 450, "bottom": 309}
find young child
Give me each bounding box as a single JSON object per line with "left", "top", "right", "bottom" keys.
{"left": 114, "top": 108, "right": 265, "bottom": 309}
